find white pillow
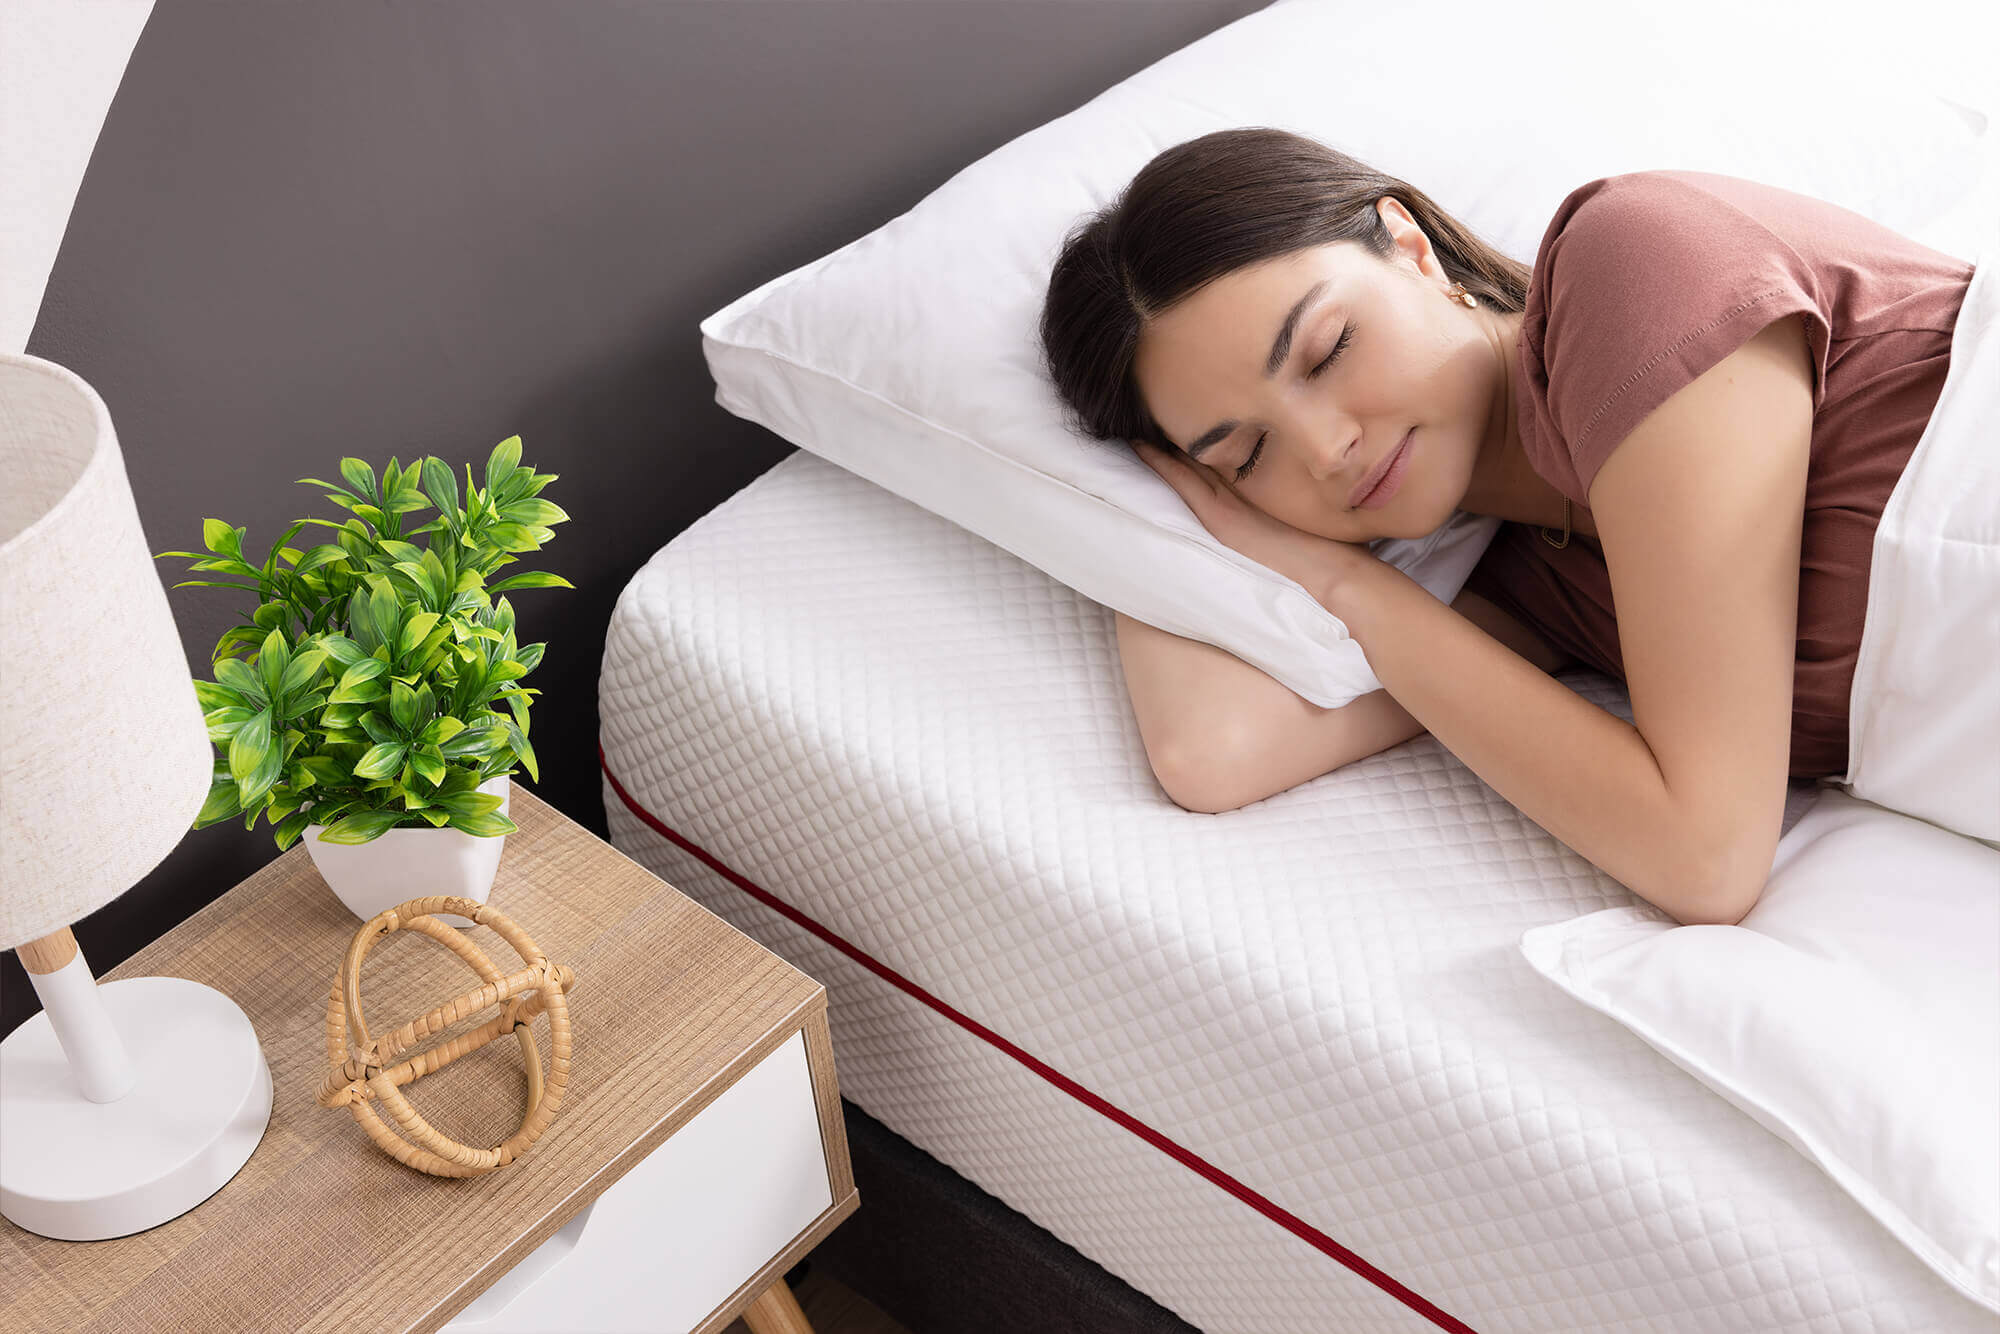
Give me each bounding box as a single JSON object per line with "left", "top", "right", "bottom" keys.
{"left": 1520, "top": 787, "right": 2000, "bottom": 1314}
{"left": 699, "top": 0, "right": 1990, "bottom": 708}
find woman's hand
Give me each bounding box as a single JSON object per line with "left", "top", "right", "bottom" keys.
{"left": 1131, "top": 439, "right": 1377, "bottom": 606}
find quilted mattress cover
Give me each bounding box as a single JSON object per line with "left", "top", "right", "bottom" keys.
{"left": 596, "top": 450, "right": 1991, "bottom": 1334}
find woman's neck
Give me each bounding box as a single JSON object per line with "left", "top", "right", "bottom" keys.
{"left": 1461, "top": 308, "right": 1596, "bottom": 539}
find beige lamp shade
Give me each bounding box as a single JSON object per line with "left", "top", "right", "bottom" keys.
{"left": 0, "top": 352, "right": 212, "bottom": 950}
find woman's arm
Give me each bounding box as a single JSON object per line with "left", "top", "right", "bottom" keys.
{"left": 1325, "top": 320, "right": 1814, "bottom": 925}
{"left": 1116, "top": 592, "right": 1571, "bottom": 813}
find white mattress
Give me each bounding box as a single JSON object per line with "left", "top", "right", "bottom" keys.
{"left": 596, "top": 450, "right": 1992, "bottom": 1334}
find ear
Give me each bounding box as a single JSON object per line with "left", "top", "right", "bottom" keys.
{"left": 1376, "top": 197, "right": 1441, "bottom": 282}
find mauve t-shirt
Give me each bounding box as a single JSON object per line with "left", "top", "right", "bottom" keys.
{"left": 1461, "top": 169, "right": 1974, "bottom": 779}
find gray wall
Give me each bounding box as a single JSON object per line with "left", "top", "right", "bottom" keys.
{"left": 4, "top": 0, "right": 1270, "bottom": 1034}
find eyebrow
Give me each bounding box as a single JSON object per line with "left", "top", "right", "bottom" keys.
{"left": 1179, "top": 278, "right": 1331, "bottom": 460}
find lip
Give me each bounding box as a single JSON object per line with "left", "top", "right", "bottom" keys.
{"left": 1350, "top": 428, "right": 1415, "bottom": 509}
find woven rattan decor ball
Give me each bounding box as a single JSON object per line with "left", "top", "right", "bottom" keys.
{"left": 317, "top": 895, "right": 578, "bottom": 1177}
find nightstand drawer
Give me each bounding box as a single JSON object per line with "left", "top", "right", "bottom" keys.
{"left": 446, "top": 1026, "right": 832, "bottom": 1334}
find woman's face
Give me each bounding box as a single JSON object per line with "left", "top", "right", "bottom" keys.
{"left": 1130, "top": 199, "right": 1510, "bottom": 543}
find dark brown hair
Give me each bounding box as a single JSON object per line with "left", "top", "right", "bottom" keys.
{"left": 1040, "top": 127, "right": 1530, "bottom": 451}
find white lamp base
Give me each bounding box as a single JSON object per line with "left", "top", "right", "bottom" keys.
{"left": 0, "top": 975, "right": 272, "bottom": 1241}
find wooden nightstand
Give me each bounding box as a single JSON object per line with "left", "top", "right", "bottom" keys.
{"left": 0, "top": 785, "right": 859, "bottom": 1334}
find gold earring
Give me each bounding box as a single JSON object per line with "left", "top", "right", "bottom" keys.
{"left": 1445, "top": 282, "right": 1478, "bottom": 309}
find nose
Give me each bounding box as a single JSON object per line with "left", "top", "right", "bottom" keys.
{"left": 1303, "top": 429, "right": 1359, "bottom": 484}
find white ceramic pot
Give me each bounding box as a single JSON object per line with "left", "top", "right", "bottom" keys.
{"left": 302, "top": 774, "right": 511, "bottom": 927}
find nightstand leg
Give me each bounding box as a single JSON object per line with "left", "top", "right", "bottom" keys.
{"left": 741, "top": 1277, "right": 814, "bottom": 1334}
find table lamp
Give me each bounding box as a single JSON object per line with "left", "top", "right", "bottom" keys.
{"left": 0, "top": 352, "right": 272, "bottom": 1241}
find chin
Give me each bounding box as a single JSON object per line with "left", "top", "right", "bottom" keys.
{"left": 1367, "top": 493, "right": 1446, "bottom": 542}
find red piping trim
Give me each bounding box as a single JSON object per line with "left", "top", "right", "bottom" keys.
{"left": 599, "top": 743, "right": 1477, "bottom": 1333}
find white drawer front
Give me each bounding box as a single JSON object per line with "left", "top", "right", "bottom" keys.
{"left": 445, "top": 1027, "right": 833, "bottom": 1333}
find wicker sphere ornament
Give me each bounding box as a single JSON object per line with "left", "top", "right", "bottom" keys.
{"left": 317, "top": 896, "right": 578, "bottom": 1177}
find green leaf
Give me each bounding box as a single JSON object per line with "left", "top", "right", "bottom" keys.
{"left": 302, "top": 797, "right": 357, "bottom": 828}
{"left": 329, "top": 677, "right": 387, "bottom": 707}
{"left": 418, "top": 717, "right": 466, "bottom": 749}
{"left": 202, "top": 518, "right": 242, "bottom": 558}
{"left": 377, "top": 539, "right": 425, "bottom": 566}
{"left": 409, "top": 750, "right": 446, "bottom": 786}
{"left": 484, "top": 523, "right": 546, "bottom": 553}
{"left": 215, "top": 657, "right": 266, "bottom": 706}
{"left": 193, "top": 679, "right": 242, "bottom": 712}
{"left": 358, "top": 710, "right": 400, "bottom": 745}
{"left": 338, "top": 457, "right": 377, "bottom": 503}
{"left": 397, "top": 611, "right": 441, "bottom": 660}
{"left": 274, "top": 808, "right": 314, "bottom": 851}
{"left": 432, "top": 788, "right": 504, "bottom": 818}
{"left": 257, "top": 629, "right": 291, "bottom": 704}
{"left": 193, "top": 766, "right": 245, "bottom": 828}
{"left": 439, "top": 724, "right": 508, "bottom": 760}
{"left": 503, "top": 719, "right": 539, "bottom": 783}
{"left": 263, "top": 518, "right": 312, "bottom": 582}
{"left": 296, "top": 475, "right": 360, "bottom": 500}
{"left": 447, "top": 810, "right": 518, "bottom": 838}
{"left": 293, "top": 543, "right": 350, "bottom": 576}
{"left": 278, "top": 647, "right": 327, "bottom": 700}
{"left": 319, "top": 633, "right": 367, "bottom": 668}
{"left": 485, "top": 435, "right": 522, "bottom": 495}
{"left": 485, "top": 571, "right": 572, "bottom": 595}
{"left": 418, "top": 809, "right": 454, "bottom": 828}
{"left": 233, "top": 715, "right": 284, "bottom": 809}
{"left": 389, "top": 678, "right": 418, "bottom": 732}
{"left": 213, "top": 627, "right": 267, "bottom": 661}
{"left": 171, "top": 579, "right": 264, "bottom": 595}
{"left": 420, "top": 456, "right": 461, "bottom": 528}
{"left": 500, "top": 498, "right": 568, "bottom": 527}
{"left": 411, "top": 625, "right": 453, "bottom": 673}
{"left": 382, "top": 483, "right": 430, "bottom": 515}
{"left": 314, "top": 807, "right": 406, "bottom": 845}
{"left": 328, "top": 657, "right": 389, "bottom": 704}
{"left": 296, "top": 755, "right": 348, "bottom": 786}
{"left": 369, "top": 583, "right": 401, "bottom": 656}
{"left": 204, "top": 705, "right": 258, "bottom": 743}
{"left": 353, "top": 741, "right": 408, "bottom": 780}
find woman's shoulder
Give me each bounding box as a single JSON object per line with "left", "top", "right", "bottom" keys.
{"left": 1532, "top": 171, "right": 1797, "bottom": 296}
{"left": 1518, "top": 171, "right": 1829, "bottom": 500}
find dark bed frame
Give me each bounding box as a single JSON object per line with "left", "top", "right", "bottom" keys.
{"left": 5, "top": 3, "right": 1271, "bottom": 1328}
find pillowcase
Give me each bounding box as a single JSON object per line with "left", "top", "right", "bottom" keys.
{"left": 1520, "top": 786, "right": 2000, "bottom": 1314}
{"left": 699, "top": 0, "right": 1989, "bottom": 707}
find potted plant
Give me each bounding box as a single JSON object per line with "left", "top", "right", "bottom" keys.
{"left": 156, "top": 436, "right": 571, "bottom": 923}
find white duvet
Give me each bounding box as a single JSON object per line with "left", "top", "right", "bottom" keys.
{"left": 1840, "top": 246, "right": 2000, "bottom": 846}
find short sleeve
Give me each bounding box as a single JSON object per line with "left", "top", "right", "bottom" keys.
{"left": 1518, "top": 171, "right": 1829, "bottom": 504}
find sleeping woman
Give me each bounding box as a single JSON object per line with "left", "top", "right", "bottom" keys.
{"left": 1036, "top": 127, "right": 1973, "bottom": 927}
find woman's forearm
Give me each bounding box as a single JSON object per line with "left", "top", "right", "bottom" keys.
{"left": 1322, "top": 556, "right": 1735, "bottom": 924}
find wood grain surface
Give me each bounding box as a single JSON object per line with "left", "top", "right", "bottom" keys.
{"left": 1, "top": 785, "right": 845, "bottom": 1334}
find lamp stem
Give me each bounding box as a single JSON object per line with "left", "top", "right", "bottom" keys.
{"left": 15, "top": 926, "right": 138, "bottom": 1103}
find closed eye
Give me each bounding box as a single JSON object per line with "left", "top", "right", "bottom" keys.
{"left": 1236, "top": 323, "right": 1353, "bottom": 481}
